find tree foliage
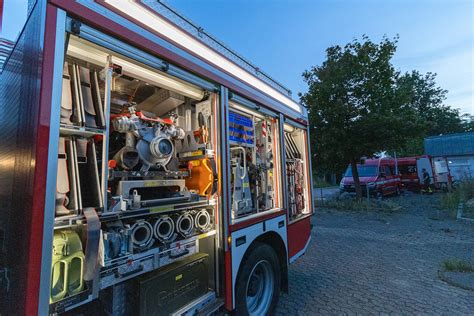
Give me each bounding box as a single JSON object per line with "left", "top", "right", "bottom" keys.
{"left": 394, "top": 71, "right": 467, "bottom": 156}
{"left": 301, "top": 36, "right": 419, "bottom": 196}
{"left": 302, "top": 36, "right": 470, "bottom": 197}
{"left": 461, "top": 114, "right": 474, "bottom": 132}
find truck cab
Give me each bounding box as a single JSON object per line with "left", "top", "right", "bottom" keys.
{"left": 340, "top": 158, "right": 401, "bottom": 197}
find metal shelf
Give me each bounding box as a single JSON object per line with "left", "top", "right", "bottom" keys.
{"left": 103, "top": 229, "right": 216, "bottom": 269}
{"left": 53, "top": 198, "right": 216, "bottom": 228}
{"left": 99, "top": 229, "right": 216, "bottom": 289}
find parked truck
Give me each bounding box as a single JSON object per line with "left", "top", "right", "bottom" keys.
{"left": 0, "top": 1, "right": 313, "bottom": 315}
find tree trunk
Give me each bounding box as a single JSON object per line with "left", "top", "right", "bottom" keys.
{"left": 350, "top": 159, "right": 362, "bottom": 199}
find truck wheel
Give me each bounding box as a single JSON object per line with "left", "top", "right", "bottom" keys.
{"left": 235, "top": 243, "right": 280, "bottom": 316}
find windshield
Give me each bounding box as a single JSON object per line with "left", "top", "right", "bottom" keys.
{"left": 345, "top": 165, "right": 378, "bottom": 177}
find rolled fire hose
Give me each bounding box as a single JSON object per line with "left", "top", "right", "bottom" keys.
{"left": 130, "top": 220, "right": 154, "bottom": 250}
{"left": 194, "top": 209, "right": 211, "bottom": 232}
{"left": 153, "top": 216, "right": 175, "bottom": 242}
{"left": 175, "top": 212, "right": 194, "bottom": 237}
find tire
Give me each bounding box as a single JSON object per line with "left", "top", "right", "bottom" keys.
{"left": 235, "top": 243, "right": 281, "bottom": 316}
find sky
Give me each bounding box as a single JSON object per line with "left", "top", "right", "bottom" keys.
{"left": 1, "top": 0, "right": 28, "bottom": 40}
{"left": 2, "top": 0, "right": 473, "bottom": 114}
{"left": 165, "top": 0, "right": 473, "bottom": 114}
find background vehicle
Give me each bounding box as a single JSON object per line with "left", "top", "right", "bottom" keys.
{"left": 340, "top": 158, "right": 401, "bottom": 197}
{"left": 398, "top": 155, "right": 452, "bottom": 192}
{"left": 0, "top": 1, "right": 313, "bottom": 315}
{"left": 398, "top": 156, "right": 423, "bottom": 192}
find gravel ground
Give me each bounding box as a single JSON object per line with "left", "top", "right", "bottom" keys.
{"left": 277, "top": 193, "right": 474, "bottom": 315}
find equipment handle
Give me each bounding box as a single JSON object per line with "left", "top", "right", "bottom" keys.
{"left": 231, "top": 147, "right": 246, "bottom": 179}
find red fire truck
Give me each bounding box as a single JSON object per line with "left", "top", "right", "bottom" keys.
{"left": 0, "top": 1, "right": 313, "bottom": 315}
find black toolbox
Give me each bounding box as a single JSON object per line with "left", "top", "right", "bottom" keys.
{"left": 130, "top": 252, "right": 209, "bottom": 316}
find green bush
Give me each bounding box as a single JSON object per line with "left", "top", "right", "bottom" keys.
{"left": 440, "top": 191, "right": 461, "bottom": 213}
{"left": 459, "top": 181, "right": 474, "bottom": 200}
{"left": 440, "top": 181, "right": 474, "bottom": 213}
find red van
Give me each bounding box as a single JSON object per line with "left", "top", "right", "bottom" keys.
{"left": 397, "top": 156, "right": 421, "bottom": 191}
{"left": 339, "top": 158, "right": 402, "bottom": 197}
{"left": 398, "top": 155, "right": 452, "bottom": 192}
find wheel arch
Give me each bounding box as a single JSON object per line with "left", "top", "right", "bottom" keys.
{"left": 238, "top": 231, "right": 289, "bottom": 293}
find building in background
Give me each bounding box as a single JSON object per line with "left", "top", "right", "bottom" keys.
{"left": 0, "top": 38, "right": 14, "bottom": 69}
{"left": 425, "top": 132, "right": 474, "bottom": 182}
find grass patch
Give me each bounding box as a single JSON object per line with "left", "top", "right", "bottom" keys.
{"left": 440, "top": 192, "right": 460, "bottom": 211}
{"left": 440, "top": 193, "right": 460, "bottom": 218}
{"left": 440, "top": 181, "right": 474, "bottom": 217}
{"left": 442, "top": 259, "right": 474, "bottom": 273}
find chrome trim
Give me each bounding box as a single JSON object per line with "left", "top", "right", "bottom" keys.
{"left": 38, "top": 8, "right": 67, "bottom": 315}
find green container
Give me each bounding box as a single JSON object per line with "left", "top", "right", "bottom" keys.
{"left": 50, "top": 230, "right": 85, "bottom": 303}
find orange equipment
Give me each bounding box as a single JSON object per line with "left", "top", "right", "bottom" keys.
{"left": 185, "top": 158, "right": 217, "bottom": 198}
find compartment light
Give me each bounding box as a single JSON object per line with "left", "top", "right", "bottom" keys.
{"left": 104, "top": 0, "right": 302, "bottom": 113}
{"left": 283, "top": 123, "right": 296, "bottom": 133}
{"left": 67, "top": 37, "right": 205, "bottom": 100}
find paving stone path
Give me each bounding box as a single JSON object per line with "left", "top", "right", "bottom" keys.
{"left": 277, "top": 194, "right": 474, "bottom": 315}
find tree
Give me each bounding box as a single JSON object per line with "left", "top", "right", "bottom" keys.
{"left": 301, "top": 36, "right": 420, "bottom": 198}
{"left": 461, "top": 114, "right": 474, "bottom": 132}
{"left": 394, "top": 71, "right": 466, "bottom": 156}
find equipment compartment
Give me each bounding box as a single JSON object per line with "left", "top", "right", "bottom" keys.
{"left": 49, "top": 35, "right": 219, "bottom": 314}
{"left": 284, "top": 125, "right": 310, "bottom": 220}
{"left": 228, "top": 103, "right": 282, "bottom": 220}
